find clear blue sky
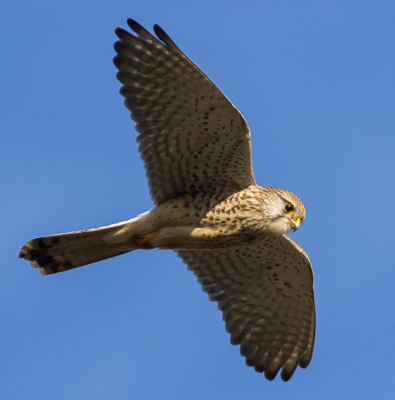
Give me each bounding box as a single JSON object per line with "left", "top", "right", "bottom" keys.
{"left": 2, "top": 1, "right": 395, "bottom": 399}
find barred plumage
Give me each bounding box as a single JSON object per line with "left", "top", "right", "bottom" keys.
{"left": 178, "top": 234, "right": 315, "bottom": 381}
{"left": 114, "top": 19, "right": 255, "bottom": 205}
{"left": 18, "top": 18, "right": 315, "bottom": 381}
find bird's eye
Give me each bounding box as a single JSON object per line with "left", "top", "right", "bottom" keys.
{"left": 284, "top": 203, "right": 295, "bottom": 214}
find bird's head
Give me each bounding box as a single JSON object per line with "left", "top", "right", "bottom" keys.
{"left": 261, "top": 188, "right": 306, "bottom": 235}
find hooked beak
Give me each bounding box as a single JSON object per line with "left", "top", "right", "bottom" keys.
{"left": 289, "top": 217, "right": 301, "bottom": 232}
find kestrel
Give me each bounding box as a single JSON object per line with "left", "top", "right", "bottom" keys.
{"left": 18, "top": 19, "right": 315, "bottom": 381}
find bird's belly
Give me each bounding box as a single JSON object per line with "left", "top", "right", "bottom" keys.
{"left": 148, "top": 226, "right": 259, "bottom": 250}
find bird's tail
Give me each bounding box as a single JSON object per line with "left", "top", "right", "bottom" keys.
{"left": 18, "top": 218, "right": 142, "bottom": 275}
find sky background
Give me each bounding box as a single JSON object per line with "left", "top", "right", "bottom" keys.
{"left": 1, "top": 1, "right": 395, "bottom": 399}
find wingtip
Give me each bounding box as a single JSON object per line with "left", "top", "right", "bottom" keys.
{"left": 264, "top": 369, "right": 279, "bottom": 381}
{"left": 152, "top": 23, "right": 164, "bottom": 38}
{"left": 298, "top": 354, "right": 313, "bottom": 369}
{"left": 280, "top": 361, "right": 299, "bottom": 381}
{"left": 114, "top": 27, "right": 127, "bottom": 39}
{"left": 126, "top": 18, "right": 142, "bottom": 33}
{"left": 153, "top": 23, "right": 180, "bottom": 49}
{"left": 280, "top": 370, "right": 292, "bottom": 382}
{"left": 126, "top": 18, "right": 155, "bottom": 39}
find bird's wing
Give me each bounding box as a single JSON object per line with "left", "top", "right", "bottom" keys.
{"left": 177, "top": 234, "right": 315, "bottom": 381}
{"left": 113, "top": 19, "right": 255, "bottom": 205}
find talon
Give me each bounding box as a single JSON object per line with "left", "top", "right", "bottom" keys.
{"left": 134, "top": 232, "right": 157, "bottom": 249}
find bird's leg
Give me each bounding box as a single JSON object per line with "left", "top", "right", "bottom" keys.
{"left": 134, "top": 231, "right": 158, "bottom": 249}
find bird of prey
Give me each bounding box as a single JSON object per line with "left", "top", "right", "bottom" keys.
{"left": 18, "top": 18, "right": 315, "bottom": 381}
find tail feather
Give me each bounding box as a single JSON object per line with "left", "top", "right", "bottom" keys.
{"left": 18, "top": 221, "right": 138, "bottom": 275}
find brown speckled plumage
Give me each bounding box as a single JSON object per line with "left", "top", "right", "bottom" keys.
{"left": 18, "top": 19, "right": 315, "bottom": 381}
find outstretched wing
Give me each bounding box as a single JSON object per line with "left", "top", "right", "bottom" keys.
{"left": 113, "top": 19, "right": 255, "bottom": 205}
{"left": 178, "top": 235, "right": 315, "bottom": 381}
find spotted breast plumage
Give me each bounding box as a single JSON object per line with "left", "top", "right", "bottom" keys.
{"left": 18, "top": 19, "right": 315, "bottom": 381}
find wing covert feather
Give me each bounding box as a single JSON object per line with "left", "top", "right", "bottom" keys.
{"left": 113, "top": 20, "right": 255, "bottom": 205}
{"left": 178, "top": 234, "right": 315, "bottom": 381}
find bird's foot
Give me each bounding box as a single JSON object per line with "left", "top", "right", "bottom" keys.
{"left": 134, "top": 232, "right": 158, "bottom": 249}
